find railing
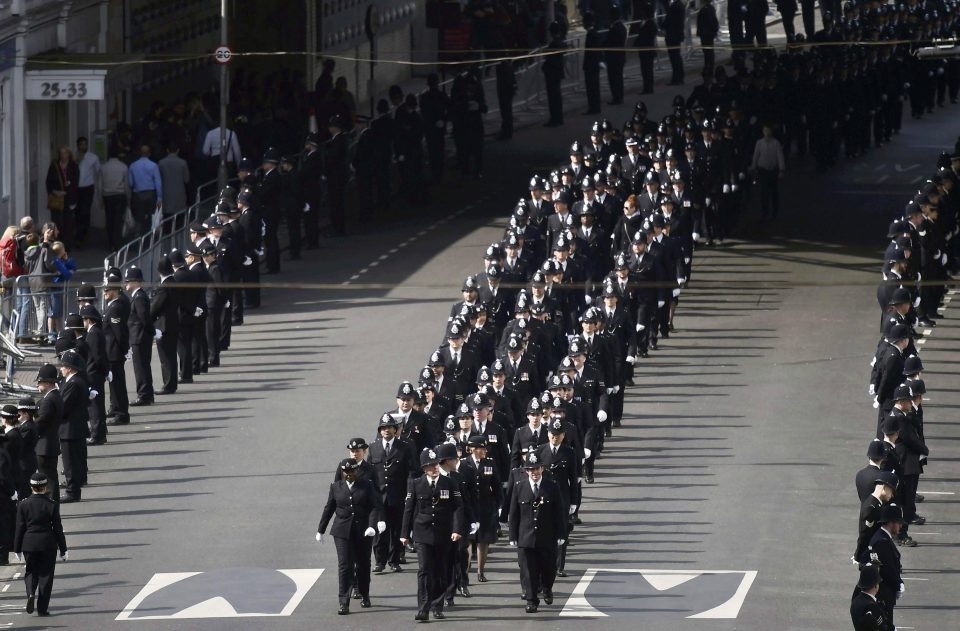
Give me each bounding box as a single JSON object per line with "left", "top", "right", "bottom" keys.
{"left": 104, "top": 177, "right": 238, "bottom": 285}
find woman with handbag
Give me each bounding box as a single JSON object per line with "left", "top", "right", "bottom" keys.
{"left": 44, "top": 148, "right": 79, "bottom": 248}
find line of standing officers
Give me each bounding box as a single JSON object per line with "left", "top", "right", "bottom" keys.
{"left": 851, "top": 149, "right": 960, "bottom": 629}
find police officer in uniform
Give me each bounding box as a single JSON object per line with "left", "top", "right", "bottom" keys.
{"left": 850, "top": 562, "right": 889, "bottom": 631}
{"left": 401, "top": 447, "right": 464, "bottom": 621}
{"left": 80, "top": 304, "right": 108, "bottom": 446}
{"left": 369, "top": 414, "right": 417, "bottom": 573}
{"left": 57, "top": 350, "right": 88, "bottom": 503}
{"left": 257, "top": 148, "right": 282, "bottom": 274}
{"left": 542, "top": 22, "right": 567, "bottom": 128}
{"left": 13, "top": 473, "right": 67, "bottom": 617}
{"left": 317, "top": 458, "right": 385, "bottom": 614}
{"left": 125, "top": 266, "right": 154, "bottom": 406}
{"left": 34, "top": 366, "right": 62, "bottom": 502}
{"left": 509, "top": 451, "right": 566, "bottom": 613}
{"left": 151, "top": 255, "right": 180, "bottom": 394}
{"left": 102, "top": 273, "right": 130, "bottom": 425}
{"left": 861, "top": 503, "right": 905, "bottom": 628}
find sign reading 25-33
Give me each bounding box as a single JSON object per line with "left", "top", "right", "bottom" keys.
{"left": 25, "top": 70, "right": 106, "bottom": 101}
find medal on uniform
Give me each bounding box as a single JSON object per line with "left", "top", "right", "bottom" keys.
{"left": 484, "top": 466, "right": 493, "bottom": 475}
{"left": 488, "top": 434, "right": 497, "bottom": 443}
{"left": 440, "top": 489, "right": 449, "bottom": 499}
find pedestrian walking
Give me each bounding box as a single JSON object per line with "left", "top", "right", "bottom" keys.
{"left": 74, "top": 136, "right": 100, "bottom": 247}
{"left": 127, "top": 145, "right": 163, "bottom": 236}
{"left": 750, "top": 124, "right": 785, "bottom": 219}
{"left": 14, "top": 473, "right": 67, "bottom": 617}
{"left": 542, "top": 22, "right": 566, "bottom": 127}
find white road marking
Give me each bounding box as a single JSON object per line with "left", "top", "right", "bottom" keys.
{"left": 378, "top": 254, "right": 389, "bottom": 261}
{"left": 349, "top": 274, "right": 360, "bottom": 281}
{"left": 388, "top": 248, "right": 399, "bottom": 254}
{"left": 368, "top": 261, "right": 379, "bottom": 267}
{"left": 357, "top": 268, "right": 368, "bottom": 275}
{"left": 916, "top": 339, "right": 926, "bottom": 345}
{"left": 923, "top": 329, "right": 932, "bottom": 335}
{"left": 0, "top": 585, "right": 8, "bottom": 592}
{"left": 917, "top": 491, "right": 954, "bottom": 495}
{"left": 909, "top": 532, "right": 940, "bottom": 535}
{"left": 902, "top": 577, "right": 929, "bottom": 581}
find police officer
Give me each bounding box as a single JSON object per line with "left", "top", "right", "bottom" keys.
{"left": 460, "top": 435, "right": 502, "bottom": 583}
{"left": 337, "top": 438, "right": 375, "bottom": 483}
{"left": 542, "top": 22, "right": 566, "bottom": 128}
{"left": 102, "top": 272, "right": 130, "bottom": 425}
{"left": 257, "top": 148, "right": 282, "bottom": 274}
{"left": 150, "top": 255, "right": 179, "bottom": 395}
{"left": 13, "top": 473, "right": 67, "bottom": 617}
{"left": 509, "top": 451, "right": 566, "bottom": 614}
{"left": 79, "top": 304, "right": 108, "bottom": 446}
{"left": 34, "top": 366, "right": 62, "bottom": 502}
{"left": 316, "top": 458, "right": 385, "bottom": 614}
{"left": 854, "top": 471, "right": 897, "bottom": 563}
{"left": 538, "top": 417, "right": 579, "bottom": 577}
{"left": 582, "top": 11, "right": 603, "bottom": 115}
{"left": 850, "top": 562, "right": 889, "bottom": 631}
{"left": 184, "top": 242, "right": 211, "bottom": 375}
{"left": 369, "top": 414, "right": 417, "bottom": 573}
{"left": 201, "top": 238, "right": 227, "bottom": 368}
{"left": 57, "top": 350, "right": 88, "bottom": 503}
{"left": 401, "top": 447, "right": 464, "bottom": 621}
{"left": 861, "top": 503, "right": 905, "bottom": 628}
{"left": 324, "top": 115, "right": 350, "bottom": 237}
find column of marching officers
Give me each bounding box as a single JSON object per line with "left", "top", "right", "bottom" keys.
{"left": 850, "top": 147, "right": 960, "bottom": 630}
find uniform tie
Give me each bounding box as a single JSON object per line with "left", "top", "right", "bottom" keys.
{"left": 430, "top": 479, "right": 436, "bottom": 492}
{"left": 385, "top": 441, "right": 391, "bottom": 458}
{"left": 533, "top": 482, "right": 539, "bottom": 497}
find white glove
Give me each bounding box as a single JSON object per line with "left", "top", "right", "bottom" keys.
{"left": 498, "top": 508, "right": 503, "bottom": 518}
{"left": 558, "top": 539, "right": 566, "bottom": 545}
{"left": 584, "top": 294, "right": 592, "bottom": 305}
{"left": 243, "top": 256, "right": 253, "bottom": 267}
{"left": 868, "top": 384, "right": 876, "bottom": 396}
{"left": 154, "top": 328, "right": 162, "bottom": 340}
{"left": 364, "top": 527, "right": 376, "bottom": 537}
{"left": 897, "top": 582, "right": 905, "bottom": 600}
{"left": 303, "top": 203, "right": 311, "bottom": 212}
{"left": 636, "top": 323, "right": 645, "bottom": 331}
{"left": 722, "top": 184, "right": 730, "bottom": 194}
{"left": 397, "top": 154, "right": 405, "bottom": 163}
{"left": 692, "top": 232, "right": 700, "bottom": 242}
{"left": 625, "top": 355, "right": 636, "bottom": 364}
{"left": 125, "top": 349, "right": 132, "bottom": 361}
{"left": 941, "top": 253, "right": 947, "bottom": 265}
{"left": 377, "top": 521, "right": 386, "bottom": 533}
{"left": 672, "top": 289, "right": 681, "bottom": 298}
{"left": 683, "top": 257, "right": 690, "bottom": 264}
{"left": 597, "top": 410, "right": 608, "bottom": 423}
{"left": 194, "top": 307, "right": 204, "bottom": 317}
{"left": 88, "top": 389, "right": 99, "bottom": 401}
{"left": 913, "top": 296, "right": 921, "bottom": 308}
{"left": 107, "top": 371, "right": 113, "bottom": 383}
{"left": 904, "top": 82, "right": 911, "bottom": 90}
{"left": 731, "top": 183, "right": 739, "bottom": 192}
{"left": 60, "top": 551, "right": 69, "bottom": 562}
{"left": 657, "top": 300, "right": 665, "bottom": 308}
{"left": 569, "top": 505, "right": 577, "bottom": 515}
{"left": 470, "top": 522, "right": 480, "bottom": 535}
{"left": 738, "top": 172, "right": 746, "bottom": 181}
{"left": 678, "top": 276, "right": 687, "bottom": 284}
{"left": 225, "top": 300, "right": 231, "bottom": 309}
{"left": 872, "top": 397, "right": 879, "bottom": 410}
{"left": 509, "top": 541, "right": 517, "bottom": 547}
{"left": 316, "top": 533, "right": 324, "bottom": 543}
{"left": 605, "top": 387, "right": 614, "bottom": 395}
{"left": 705, "top": 197, "right": 712, "bottom": 206}
{"left": 10, "top": 491, "right": 17, "bottom": 501}
{"left": 584, "top": 448, "right": 592, "bottom": 459}
{"left": 14, "top": 552, "right": 21, "bottom": 562}
{"left": 612, "top": 385, "right": 620, "bottom": 394}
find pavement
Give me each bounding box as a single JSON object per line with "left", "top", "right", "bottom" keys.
{"left": 1, "top": 33, "right": 959, "bottom": 631}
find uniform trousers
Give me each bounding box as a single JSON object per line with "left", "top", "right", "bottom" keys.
{"left": 584, "top": 66, "right": 601, "bottom": 113}
{"left": 242, "top": 261, "right": 261, "bottom": 309}
{"left": 374, "top": 504, "right": 403, "bottom": 566}
{"left": 157, "top": 332, "right": 178, "bottom": 392}
{"left": 36, "top": 455, "right": 59, "bottom": 503}
{"left": 607, "top": 61, "right": 625, "bottom": 103}
{"left": 220, "top": 304, "right": 233, "bottom": 350}
{"left": 415, "top": 541, "right": 451, "bottom": 614}
{"left": 901, "top": 473, "right": 919, "bottom": 528}
{"left": 108, "top": 359, "right": 129, "bottom": 421}
{"left": 639, "top": 52, "right": 655, "bottom": 93}
{"left": 60, "top": 439, "right": 84, "bottom": 499}
{"left": 444, "top": 539, "right": 469, "bottom": 600}
{"left": 206, "top": 307, "right": 222, "bottom": 364}
{"left": 518, "top": 544, "right": 557, "bottom": 604}
{"left": 635, "top": 302, "right": 657, "bottom": 352}
{"left": 87, "top": 377, "right": 107, "bottom": 442}
{"left": 131, "top": 339, "right": 154, "bottom": 400}
{"left": 546, "top": 78, "right": 564, "bottom": 124}
{"left": 192, "top": 314, "right": 208, "bottom": 372}
{"left": 177, "top": 314, "right": 195, "bottom": 381}
{"left": 23, "top": 550, "right": 57, "bottom": 614}
{"left": 334, "top": 533, "right": 372, "bottom": 605}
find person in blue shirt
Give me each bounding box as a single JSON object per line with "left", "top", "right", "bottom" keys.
{"left": 127, "top": 145, "right": 163, "bottom": 236}
{"left": 48, "top": 241, "right": 76, "bottom": 344}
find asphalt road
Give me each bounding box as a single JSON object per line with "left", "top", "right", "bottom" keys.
{"left": 1, "top": 79, "right": 959, "bottom": 631}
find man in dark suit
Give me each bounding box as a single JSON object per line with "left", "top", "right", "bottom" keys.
{"left": 861, "top": 503, "right": 905, "bottom": 628}
{"left": 33, "top": 366, "right": 62, "bottom": 502}
{"left": 634, "top": 8, "right": 657, "bottom": 94}
{"left": 368, "top": 415, "right": 417, "bottom": 573}
{"left": 124, "top": 266, "right": 154, "bottom": 406}
{"left": 664, "top": 0, "right": 686, "bottom": 86}
{"left": 317, "top": 459, "right": 385, "bottom": 614}
{"left": 150, "top": 255, "right": 180, "bottom": 394}
{"left": 605, "top": 8, "right": 627, "bottom": 104}
{"left": 57, "top": 351, "right": 89, "bottom": 503}
{"left": 323, "top": 115, "right": 350, "bottom": 236}
{"left": 401, "top": 448, "right": 464, "bottom": 621}
{"left": 509, "top": 451, "right": 567, "bottom": 613}
{"left": 102, "top": 273, "right": 130, "bottom": 425}
{"left": 79, "top": 305, "right": 108, "bottom": 446}
{"left": 14, "top": 473, "right": 67, "bottom": 616}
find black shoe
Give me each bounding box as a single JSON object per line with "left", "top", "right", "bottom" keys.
{"left": 445, "top": 598, "right": 454, "bottom": 606}
{"left": 179, "top": 377, "right": 194, "bottom": 384}
{"left": 351, "top": 587, "right": 361, "bottom": 599}
{"left": 916, "top": 494, "right": 925, "bottom": 503}
{"left": 572, "top": 515, "right": 582, "bottom": 525}
{"left": 390, "top": 564, "right": 403, "bottom": 573}
{"left": 107, "top": 416, "right": 130, "bottom": 426}
{"left": 650, "top": 341, "right": 658, "bottom": 350}
{"left": 338, "top": 604, "right": 349, "bottom": 615}
{"left": 477, "top": 572, "right": 487, "bottom": 583}
{"left": 26, "top": 595, "right": 34, "bottom": 614}
{"left": 232, "top": 319, "right": 244, "bottom": 326}
{"left": 208, "top": 360, "right": 220, "bottom": 368}
{"left": 640, "top": 350, "right": 649, "bottom": 358}
{"left": 107, "top": 410, "right": 118, "bottom": 418}
{"left": 360, "top": 597, "right": 371, "bottom": 608}
{"left": 433, "top": 610, "right": 445, "bottom": 619}
{"left": 458, "top": 586, "right": 471, "bottom": 597}
{"left": 604, "top": 428, "right": 612, "bottom": 437}
{"left": 556, "top": 570, "right": 567, "bottom": 578}
{"left": 373, "top": 564, "right": 385, "bottom": 573}
{"left": 59, "top": 495, "right": 79, "bottom": 503}
{"left": 526, "top": 604, "right": 539, "bottom": 614}
{"left": 910, "top": 514, "right": 926, "bottom": 525}
{"left": 415, "top": 611, "right": 429, "bottom": 621}
{"left": 585, "top": 475, "right": 594, "bottom": 484}
{"left": 86, "top": 438, "right": 106, "bottom": 446}
{"left": 157, "top": 388, "right": 176, "bottom": 395}
{"left": 896, "top": 535, "right": 917, "bottom": 547}
{"left": 612, "top": 419, "right": 622, "bottom": 427}
{"left": 544, "top": 590, "right": 554, "bottom": 604}
{"left": 130, "top": 398, "right": 154, "bottom": 407}
{"left": 544, "top": 121, "right": 562, "bottom": 128}
{"left": 918, "top": 318, "right": 936, "bottom": 327}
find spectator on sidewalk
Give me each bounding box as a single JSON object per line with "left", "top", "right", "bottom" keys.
{"left": 23, "top": 224, "right": 57, "bottom": 342}
{"left": 101, "top": 148, "right": 130, "bottom": 252}
{"left": 582, "top": 11, "right": 603, "bottom": 115}
{"left": 158, "top": 143, "right": 191, "bottom": 221}
{"left": 634, "top": 7, "right": 657, "bottom": 94}
{"left": 48, "top": 242, "right": 76, "bottom": 344}
{"left": 776, "top": 0, "right": 798, "bottom": 42}
{"left": 495, "top": 58, "right": 518, "bottom": 140}
{"left": 664, "top": 0, "right": 686, "bottom": 86}
{"left": 750, "top": 124, "right": 785, "bottom": 220}
{"left": 605, "top": 8, "right": 627, "bottom": 105}
{"left": 74, "top": 137, "right": 100, "bottom": 248}
{"left": 44, "top": 148, "right": 78, "bottom": 249}
{"left": 202, "top": 121, "right": 242, "bottom": 182}
{"left": 542, "top": 21, "right": 566, "bottom": 127}
{"left": 128, "top": 145, "right": 163, "bottom": 236}
{"left": 420, "top": 74, "right": 450, "bottom": 181}
{"left": 332, "top": 77, "right": 358, "bottom": 125}
{"left": 697, "top": 0, "right": 720, "bottom": 79}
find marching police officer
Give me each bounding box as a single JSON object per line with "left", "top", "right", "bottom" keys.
{"left": 401, "top": 447, "right": 464, "bottom": 621}
{"left": 369, "top": 414, "right": 417, "bottom": 573}
{"left": 13, "top": 472, "right": 67, "bottom": 617}
{"left": 509, "top": 451, "right": 566, "bottom": 613}
{"left": 317, "top": 458, "right": 385, "bottom": 614}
